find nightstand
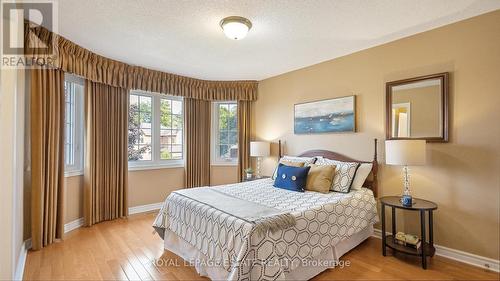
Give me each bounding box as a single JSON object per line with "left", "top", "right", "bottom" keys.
{"left": 242, "top": 176, "right": 270, "bottom": 182}
{"left": 380, "top": 196, "right": 438, "bottom": 269}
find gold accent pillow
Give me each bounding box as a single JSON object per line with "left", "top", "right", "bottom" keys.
{"left": 305, "top": 164, "right": 336, "bottom": 193}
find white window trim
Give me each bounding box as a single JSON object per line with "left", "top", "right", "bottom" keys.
{"left": 128, "top": 163, "right": 184, "bottom": 171}
{"left": 211, "top": 101, "right": 238, "bottom": 166}
{"left": 128, "top": 90, "right": 185, "bottom": 170}
{"left": 64, "top": 74, "right": 85, "bottom": 177}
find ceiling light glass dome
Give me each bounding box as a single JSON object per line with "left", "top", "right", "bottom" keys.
{"left": 220, "top": 16, "right": 252, "bottom": 40}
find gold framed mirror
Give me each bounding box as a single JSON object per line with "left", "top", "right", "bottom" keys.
{"left": 386, "top": 73, "right": 449, "bottom": 142}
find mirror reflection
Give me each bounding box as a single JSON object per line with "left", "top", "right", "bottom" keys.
{"left": 391, "top": 78, "right": 442, "bottom": 138}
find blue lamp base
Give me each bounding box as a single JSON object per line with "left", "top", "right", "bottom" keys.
{"left": 400, "top": 195, "right": 413, "bottom": 207}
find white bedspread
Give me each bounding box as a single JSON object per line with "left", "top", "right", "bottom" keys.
{"left": 153, "top": 178, "right": 379, "bottom": 281}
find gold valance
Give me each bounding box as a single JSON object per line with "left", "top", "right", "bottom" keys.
{"left": 24, "top": 22, "right": 258, "bottom": 101}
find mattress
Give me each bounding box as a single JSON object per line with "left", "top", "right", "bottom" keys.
{"left": 153, "top": 178, "right": 379, "bottom": 281}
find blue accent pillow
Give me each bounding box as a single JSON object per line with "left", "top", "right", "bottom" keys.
{"left": 273, "top": 163, "right": 311, "bottom": 192}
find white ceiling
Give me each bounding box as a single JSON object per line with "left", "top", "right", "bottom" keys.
{"left": 57, "top": 0, "right": 500, "bottom": 81}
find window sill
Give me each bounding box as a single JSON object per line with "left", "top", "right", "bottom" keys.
{"left": 64, "top": 170, "right": 83, "bottom": 178}
{"left": 128, "top": 164, "right": 184, "bottom": 171}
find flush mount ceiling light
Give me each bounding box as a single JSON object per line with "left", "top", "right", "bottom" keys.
{"left": 220, "top": 16, "right": 252, "bottom": 40}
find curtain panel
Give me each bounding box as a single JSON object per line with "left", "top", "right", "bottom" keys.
{"left": 24, "top": 22, "right": 258, "bottom": 101}
{"left": 237, "top": 101, "right": 252, "bottom": 181}
{"left": 30, "top": 68, "right": 65, "bottom": 250}
{"left": 185, "top": 98, "right": 211, "bottom": 187}
{"left": 84, "top": 81, "right": 129, "bottom": 226}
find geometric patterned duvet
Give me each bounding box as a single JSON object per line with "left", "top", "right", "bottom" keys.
{"left": 153, "top": 178, "right": 378, "bottom": 281}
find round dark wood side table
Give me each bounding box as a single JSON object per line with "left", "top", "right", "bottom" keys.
{"left": 380, "top": 196, "right": 438, "bottom": 269}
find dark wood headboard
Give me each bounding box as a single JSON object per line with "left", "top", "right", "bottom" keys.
{"left": 278, "top": 139, "right": 379, "bottom": 197}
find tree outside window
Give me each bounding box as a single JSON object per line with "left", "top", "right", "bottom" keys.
{"left": 128, "top": 92, "right": 184, "bottom": 167}
{"left": 213, "top": 102, "right": 238, "bottom": 164}
{"left": 128, "top": 94, "right": 152, "bottom": 161}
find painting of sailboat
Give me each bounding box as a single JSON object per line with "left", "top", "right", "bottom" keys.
{"left": 294, "top": 96, "right": 356, "bottom": 134}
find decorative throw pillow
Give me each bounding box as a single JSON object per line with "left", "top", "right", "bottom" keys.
{"left": 273, "top": 164, "right": 310, "bottom": 192}
{"left": 281, "top": 160, "right": 305, "bottom": 167}
{"left": 350, "top": 163, "right": 373, "bottom": 190}
{"left": 272, "top": 156, "right": 316, "bottom": 179}
{"left": 315, "top": 158, "right": 359, "bottom": 193}
{"left": 305, "top": 164, "right": 336, "bottom": 194}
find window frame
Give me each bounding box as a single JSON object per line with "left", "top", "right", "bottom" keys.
{"left": 128, "top": 90, "right": 184, "bottom": 170}
{"left": 64, "top": 74, "right": 85, "bottom": 177}
{"left": 211, "top": 101, "right": 238, "bottom": 166}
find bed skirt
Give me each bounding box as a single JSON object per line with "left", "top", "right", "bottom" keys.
{"left": 162, "top": 224, "right": 374, "bottom": 281}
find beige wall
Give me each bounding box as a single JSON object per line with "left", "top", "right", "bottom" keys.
{"left": 128, "top": 168, "right": 185, "bottom": 207}
{"left": 211, "top": 165, "right": 239, "bottom": 186}
{"left": 64, "top": 176, "right": 84, "bottom": 223}
{"left": 254, "top": 11, "right": 500, "bottom": 259}
{"left": 127, "top": 166, "right": 238, "bottom": 207}
{"left": 63, "top": 165, "right": 239, "bottom": 224}
{"left": 62, "top": 169, "right": 185, "bottom": 223}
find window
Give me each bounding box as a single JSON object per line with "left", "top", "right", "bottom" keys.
{"left": 64, "top": 74, "right": 84, "bottom": 176}
{"left": 128, "top": 94, "right": 153, "bottom": 161}
{"left": 160, "top": 98, "right": 183, "bottom": 160}
{"left": 212, "top": 102, "right": 238, "bottom": 165}
{"left": 128, "top": 91, "right": 183, "bottom": 169}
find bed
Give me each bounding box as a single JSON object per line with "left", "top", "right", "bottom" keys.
{"left": 153, "top": 139, "right": 379, "bottom": 281}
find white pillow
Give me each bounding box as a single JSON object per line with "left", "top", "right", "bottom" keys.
{"left": 272, "top": 156, "right": 316, "bottom": 179}
{"left": 351, "top": 163, "right": 373, "bottom": 190}
{"left": 315, "top": 158, "right": 359, "bottom": 193}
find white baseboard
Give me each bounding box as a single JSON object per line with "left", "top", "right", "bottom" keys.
{"left": 372, "top": 229, "right": 499, "bottom": 272}
{"left": 14, "top": 238, "right": 32, "bottom": 280}
{"left": 128, "top": 202, "right": 163, "bottom": 215}
{"left": 64, "top": 217, "right": 84, "bottom": 233}
{"left": 63, "top": 202, "right": 163, "bottom": 234}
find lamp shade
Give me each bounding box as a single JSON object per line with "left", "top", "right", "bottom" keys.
{"left": 250, "top": 141, "right": 270, "bottom": 157}
{"left": 385, "top": 140, "right": 426, "bottom": 166}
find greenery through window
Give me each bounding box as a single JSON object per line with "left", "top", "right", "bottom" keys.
{"left": 128, "top": 91, "right": 184, "bottom": 167}
{"left": 160, "top": 98, "right": 183, "bottom": 160}
{"left": 128, "top": 94, "right": 152, "bottom": 161}
{"left": 213, "top": 102, "right": 238, "bottom": 163}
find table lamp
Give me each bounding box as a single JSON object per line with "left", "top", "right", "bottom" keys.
{"left": 250, "top": 141, "right": 270, "bottom": 178}
{"left": 385, "top": 140, "right": 426, "bottom": 207}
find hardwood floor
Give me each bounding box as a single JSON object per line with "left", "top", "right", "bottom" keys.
{"left": 24, "top": 212, "right": 499, "bottom": 281}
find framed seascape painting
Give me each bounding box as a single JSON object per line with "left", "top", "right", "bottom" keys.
{"left": 294, "top": 96, "right": 356, "bottom": 134}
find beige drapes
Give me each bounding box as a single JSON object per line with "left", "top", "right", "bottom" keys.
{"left": 30, "top": 68, "right": 65, "bottom": 250}
{"left": 237, "top": 101, "right": 252, "bottom": 182}
{"left": 26, "top": 16, "right": 257, "bottom": 240}
{"left": 84, "top": 81, "right": 129, "bottom": 226}
{"left": 24, "top": 22, "right": 258, "bottom": 101}
{"left": 185, "top": 98, "right": 211, "bottom": 187}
